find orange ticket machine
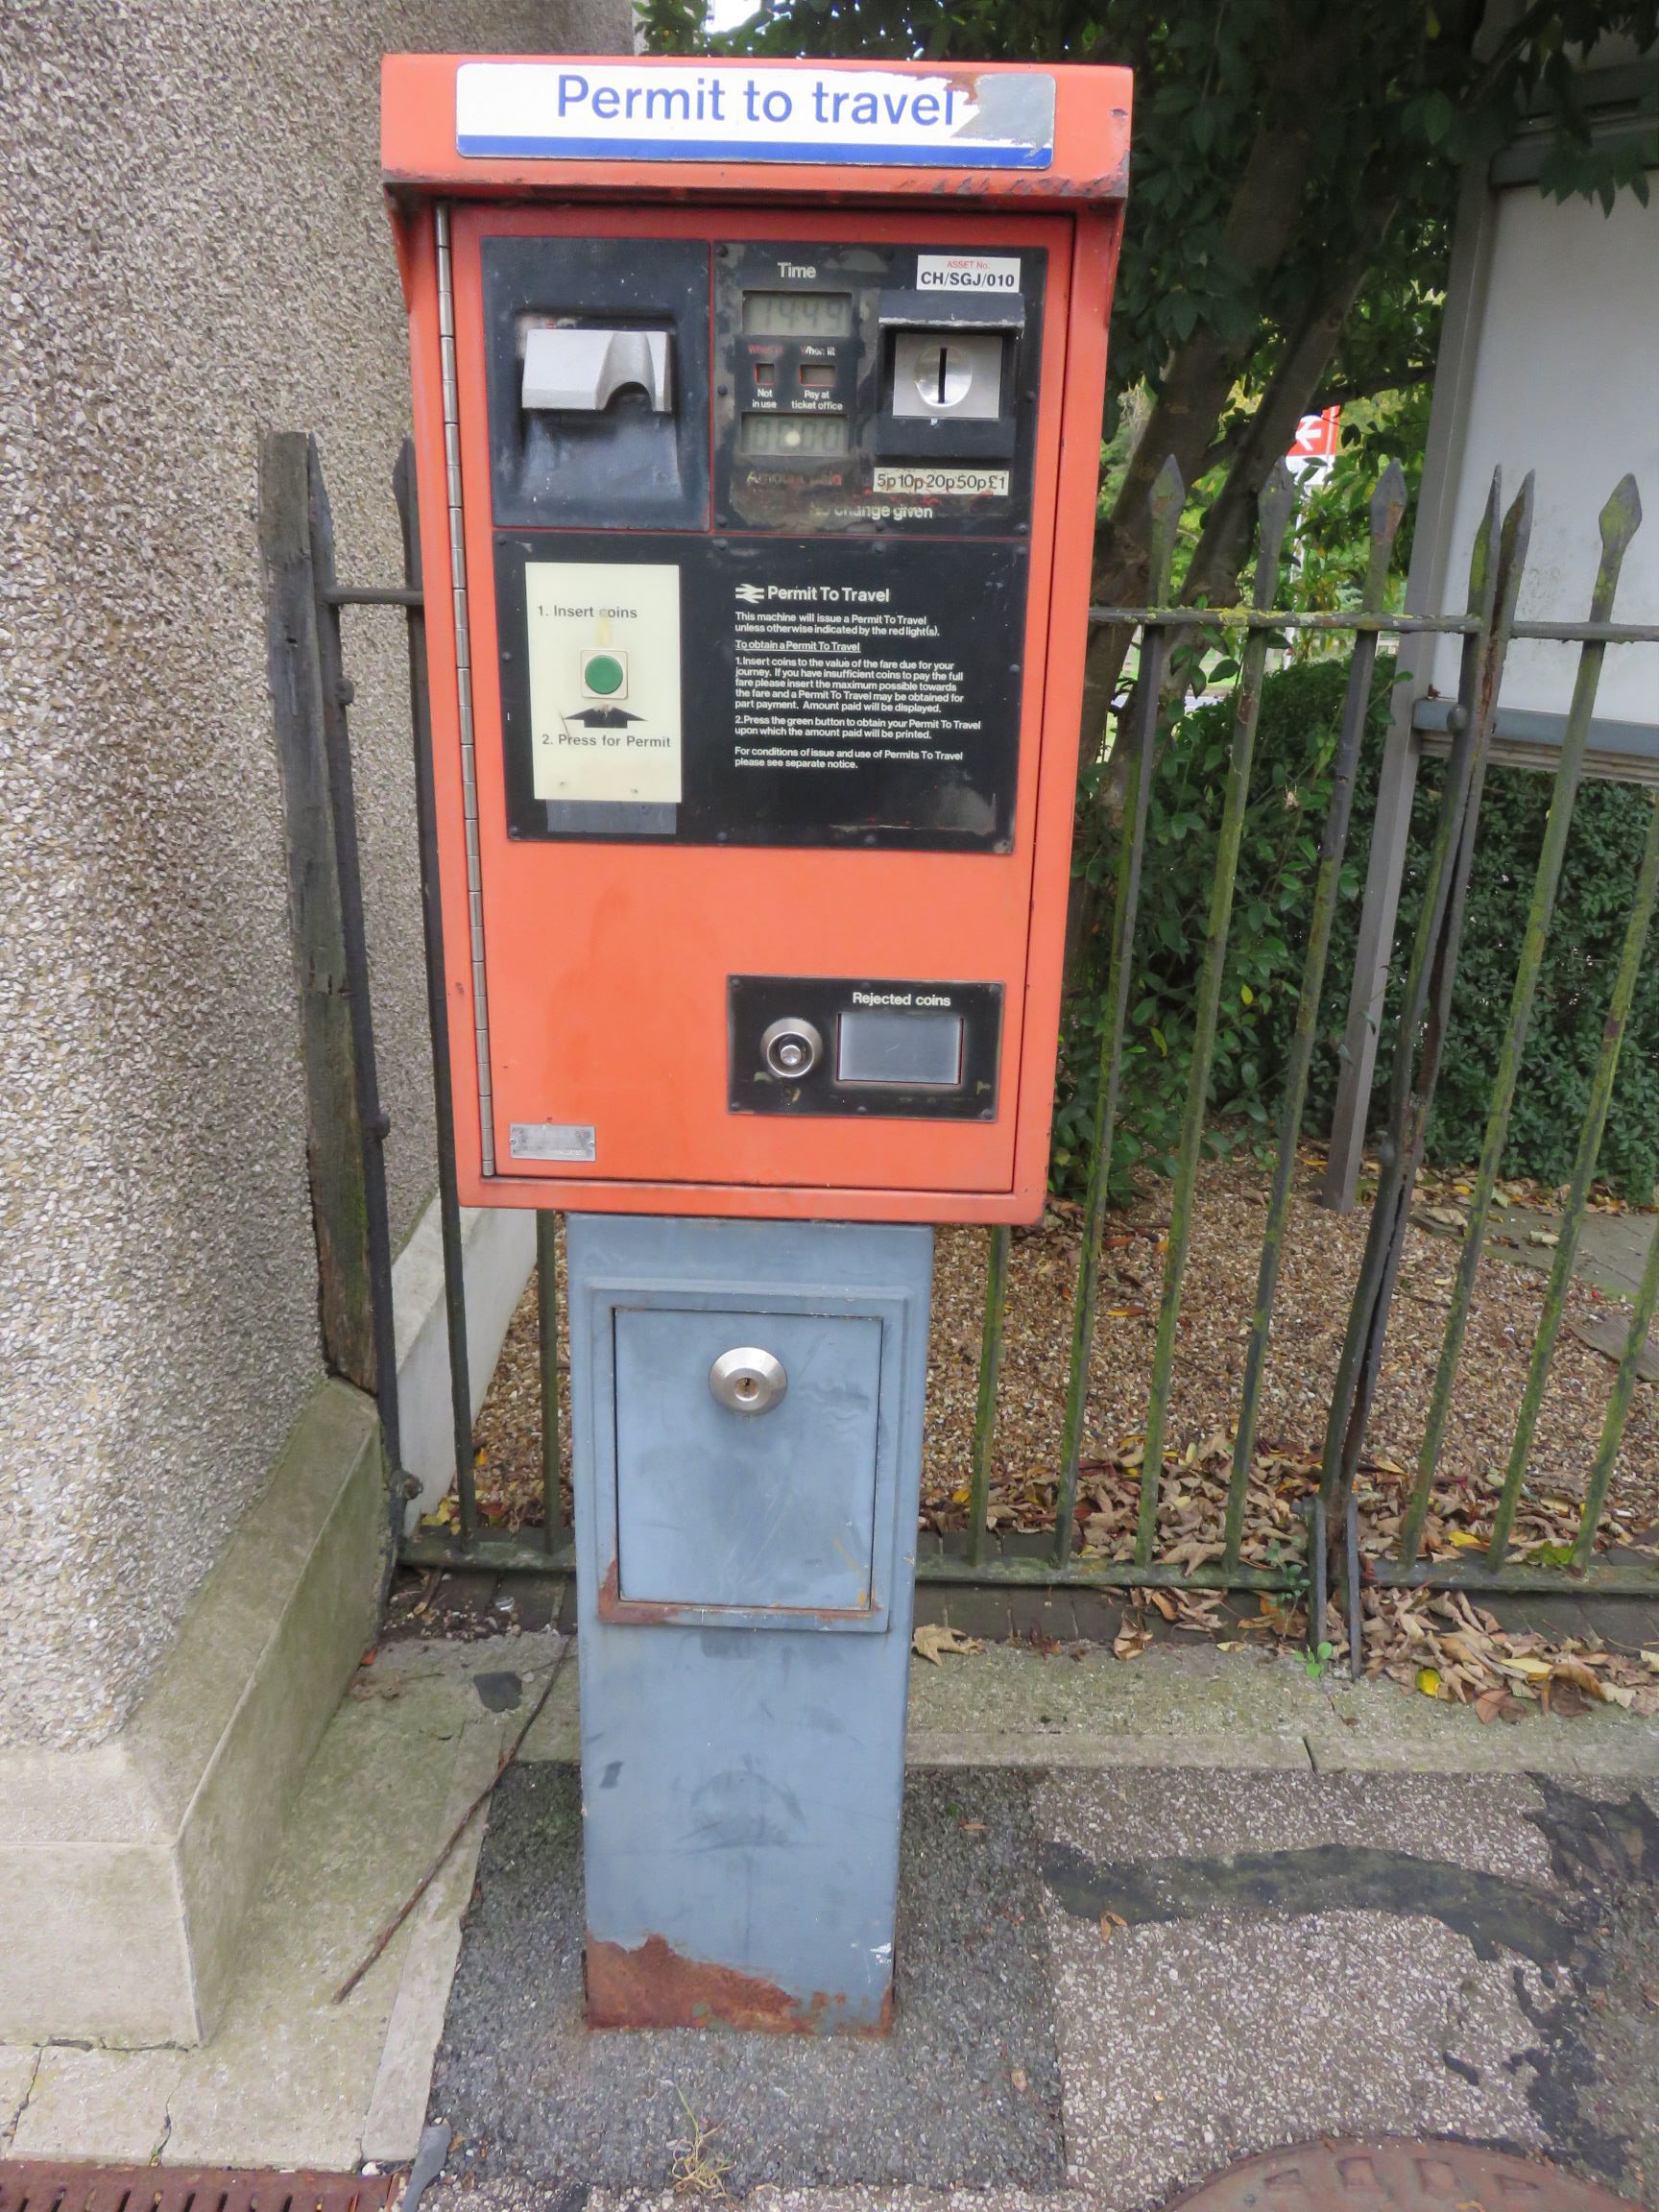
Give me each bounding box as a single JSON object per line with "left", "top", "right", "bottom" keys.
{"left": 382, "top": 54, "right": 1131, "bottom": 1224}
{"left": 383, "top": 55, "right": 1132, "bottom": 2036}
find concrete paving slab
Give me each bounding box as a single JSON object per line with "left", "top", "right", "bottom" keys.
{"left": 1306, "top": 1676, "right": 1659, "bottom": 1774}
{"left": 155, "top": 1672, "right": 472, "bottom": 2167}
{"left": 1032, "top": 1767, "right": 1558, "bottom": 1887}
{"left": 373, "top": 1627, "right": 566, "bottom": 1689}
{"left": 11, "top": 2043, "right": 183, "bottom": 2160}
{"left": 397, "top": 1626, "right": 1659, "bottom": 1780}
{"left": 906, "top": 1642, "right": 1659, "bottom": 1777}
{"left": 1, "top": 1640, "right": 575, "bottom": 2172}
{"left": 363, "top": 1701, "right": 510, "bottom": 2161}
{"left": 1047, "top": 1904, "right": 1551, "bottom": 2209}
{"left": 1460, "top": 1201, "right": 1656, "bottom": 1303}
{"left": 1570, "top": 1307, "right": 1659, "bottom": 1382}
{"left": 906, "top": 1643, "right": 1317, "bottom": 1769}
{"left": 512, "top": 1628, "right": 1659, "bottom": 1777}
{"left": 0, "top": 2048, "right": 40, "bottom": 2143}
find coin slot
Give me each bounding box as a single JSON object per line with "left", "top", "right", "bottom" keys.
{"left": 889, "top": 330, "right": 1004, "bottom": 422}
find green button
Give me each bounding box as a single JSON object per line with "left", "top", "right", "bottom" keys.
{"left": 585, "top": 653, "right": 626, "bottom": 696}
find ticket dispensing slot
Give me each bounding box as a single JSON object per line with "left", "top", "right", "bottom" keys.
{"left": 483, "top": 236, "right": 709, "bottom": 532}
{"left": 521, "top": 325, "right": 673, "bottom": 414}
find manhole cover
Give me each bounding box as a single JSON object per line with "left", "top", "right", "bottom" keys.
{"left": 0, "top": 2170, "right": 395, "bottom": 2212}
{"left": 1163, "top": 2139, "right": 1640, "bottom": 2210}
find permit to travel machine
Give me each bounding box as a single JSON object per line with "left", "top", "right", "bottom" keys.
{"left": 384, "top": 51, "right": 1131, "bottom": 2032}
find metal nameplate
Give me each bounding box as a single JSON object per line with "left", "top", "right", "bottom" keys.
{"left": 510, "top": 1122, "right": 596, "bottom": 1163}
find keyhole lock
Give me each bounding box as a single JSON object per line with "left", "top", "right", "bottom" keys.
{"left": 759, "top": 1017, "right": 824, "bottom": 1081}
{"left": 709, "top": 1346, "right": 788, "bottom": 1415}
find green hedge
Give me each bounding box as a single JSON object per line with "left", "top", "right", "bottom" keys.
{"left": 1056, "top": 657, "right": 1659, "bottom": 1203}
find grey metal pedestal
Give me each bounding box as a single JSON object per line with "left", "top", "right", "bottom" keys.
{"left": 566, "top": 1213, "right": 933, "bottom": 2033}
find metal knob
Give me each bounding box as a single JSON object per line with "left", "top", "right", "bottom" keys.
{"left": 709, "top": 1346, "right": 787, "bottom": 1415}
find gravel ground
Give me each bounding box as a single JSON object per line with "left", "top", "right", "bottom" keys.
{"left": 465, "top": 1159, "right": 1655, "bottom": 1575}
{"left": 919, "top": 1159, "right": 1655, "bottom": 1560}
{"left": 428, "top": 1767, "right": 1064, "bottom": 2196}
{"left": 420, "top": 1767, "right": 1659, "bottom": 2210}
{"left": 1034, "top": 1767, "right": 1659, "bottom": 2211}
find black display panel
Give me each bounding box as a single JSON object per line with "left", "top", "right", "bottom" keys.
{"left": 729, "top": 976, "right": 1002, "bottom": 1119}
{"left": 481, "top": 235, "right": 1047, "bottom": 854}
{"left": 712, "top": 240, "right": 1045, "bottom": 538}
{"left": 494, "top": 532, "right": 1028, "bottom": 852}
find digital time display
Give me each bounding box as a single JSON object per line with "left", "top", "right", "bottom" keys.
{"left": 741, "top": 291, "right": 854, "bottom": 339}
{"left": 739, "top": 413, "right": 850, "bottom": 458}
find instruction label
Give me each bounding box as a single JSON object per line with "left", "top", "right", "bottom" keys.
{"left": 707, "top": 539, "right": 1027, "bottom": 846}
{"left": 523, "top": 562, "right": 682, "bottom": 806}
{"left": 733, "top": 599, "right": 970, "bottom": 768}
{"left": 872, "top": 466, "right": 1010, "bottom": 498}
{"left": 495, "top": 534, "right": 1028, "bottom": 850}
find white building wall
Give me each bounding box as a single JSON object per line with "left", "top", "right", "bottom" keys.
{"left": 1428, "top": 180, "right": 1659, "bottom": 732}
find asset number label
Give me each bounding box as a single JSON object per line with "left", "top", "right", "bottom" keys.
{"left": 871, "top": 465, "right": 1010, "bottom": 498}
{"left": 915, "top": 252, "right": 1022, "bottom": 291}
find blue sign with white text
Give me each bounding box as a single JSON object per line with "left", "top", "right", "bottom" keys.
{"left": 456, "top": 62, "right": 1055, "bottom": 168}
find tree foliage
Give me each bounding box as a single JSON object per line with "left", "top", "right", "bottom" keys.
{"left": 637, "top": 0, "right": 1658, "bottom": 1194}
{"left": 642, "top": 0, "right": 1657, "bottom": 618}
{"left": 1057, "top": 659, "right": 1659, "bottom": 1203}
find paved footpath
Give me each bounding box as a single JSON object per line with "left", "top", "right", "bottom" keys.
{"left": 5, "top": 1635, "right": 1657, "bottom": 2209}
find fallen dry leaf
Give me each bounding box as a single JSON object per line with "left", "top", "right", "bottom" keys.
{"left": 455, "top": 1153, "right": 1657, "bottom": 1715}
{"left": 912, "top": 1623, "right": 983, "bottom": 1665}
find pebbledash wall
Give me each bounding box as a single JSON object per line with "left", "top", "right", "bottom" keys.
{"left": 0, "top": 0, "right": 623, "bottom": 1757}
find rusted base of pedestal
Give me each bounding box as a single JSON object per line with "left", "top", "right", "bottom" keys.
{"left": 585, "top": 1933, "right": 893, "bottom": 2036}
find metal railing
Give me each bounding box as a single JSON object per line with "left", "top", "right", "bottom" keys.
{"left": 935, "top": 457, "right": 1657, "bottom": 1646}
{"left": 287, "top": 439, "right": 1659, "bottom": 1650}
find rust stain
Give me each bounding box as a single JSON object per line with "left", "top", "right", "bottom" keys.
{"left": 587, "top": 1933, "right": 892, "bottom": 2036}
{"left": 596, "top": 1554, "right": 876, "bottom": 1628}
{"left": 0, "top": 2169, "right": 395, "bottom": 2212}
{"left": 596, "top": 1555, "right": 690, "bottom": 1625}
